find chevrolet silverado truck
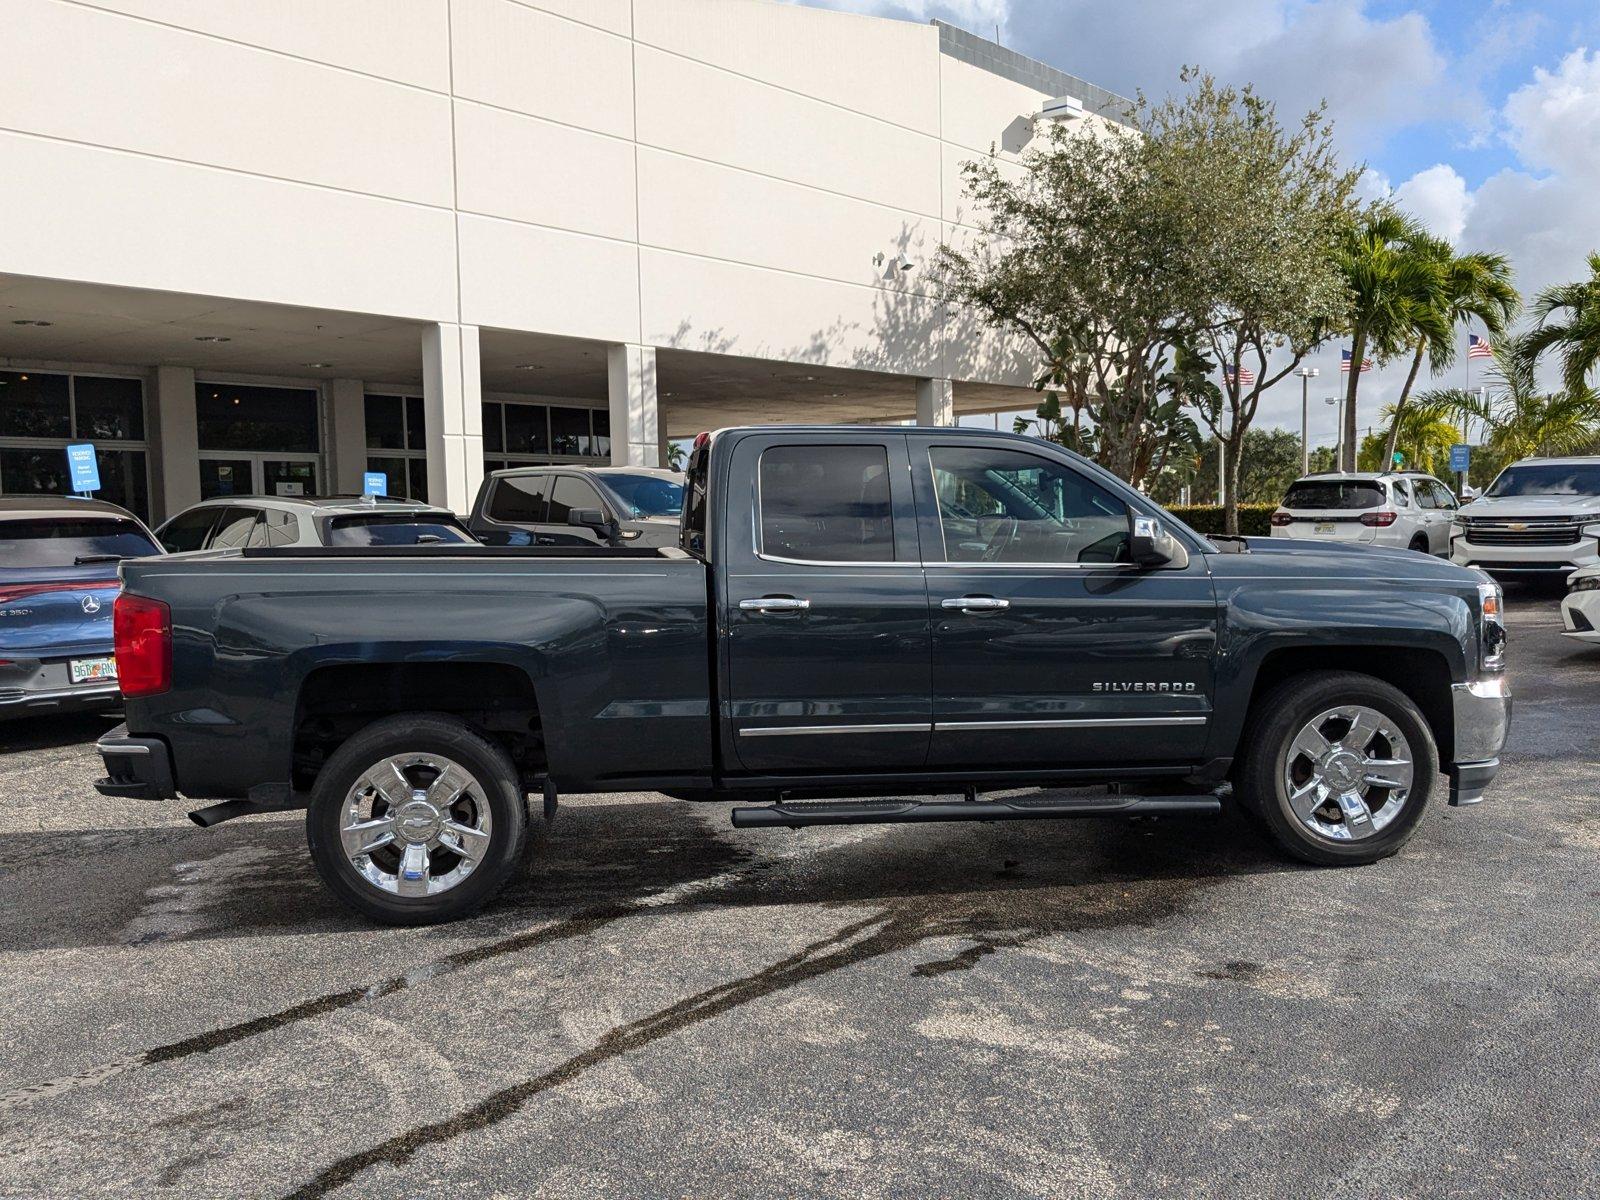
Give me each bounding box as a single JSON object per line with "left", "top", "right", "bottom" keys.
{"left": 95, "top": 426, "right": 1512, "bottom": 924}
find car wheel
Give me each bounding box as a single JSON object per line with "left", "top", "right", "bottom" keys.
{"left": 1408, "top": 534, "right": 1429, "bottom": 554}
{"left": 306, "top": 713, "right": 528, "bottom": 925}
{"left": 1237, "top": 670, "right": 1437, "bottom": 867}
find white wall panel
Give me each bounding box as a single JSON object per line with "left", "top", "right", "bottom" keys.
{"left": 455, "top": 103, "right": 637, "bottom": 241}
{"left": 0, "top": 132, "right": 458, "bottom": 321}
{"left": 522, "top": 0, "right": 631, "bottom": 37}
{"left": 450, "top": 0, "right": 634, "bottom": 140}
{"left": 637, "top": 149, "right": 935, "bottom": 292}
{"left": 3, "top": 1, "right": 453, "bottom": 206}
{"left": 940, "top": 56, "right": 1049, "bottom": 158}
{"left": 640, "top": 249, "right": 941, "bottom": 377}
{"left": 69, "top": 0, "right": 451, "bottom": 91}
{"left": 636, "top": 0, "right": 939, "bottom": 134}
{"left": 635, "top": 46, "right": 940, "bottom": 217}
{"left": 457, "top": 215, "right": 640, "bottom": 344}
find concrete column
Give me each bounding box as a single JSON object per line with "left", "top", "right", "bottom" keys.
{"left": 915, "top": 376, "right": 955, "bottom": 426}
{"left": 607, "top": 343, "right": 660, "bottom": 467}
{"left": 421, "top": 323, "right": 484, "bottom": 513}
{"left": 328, "top": 378, "right": 367, "bottom": 495}
{"left": 151, "top": 365, "right": 198, "bottom": 521}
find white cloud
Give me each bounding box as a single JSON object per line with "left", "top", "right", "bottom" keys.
{"left": 1392, "top": 164, "right": 1473, "bottom": 244}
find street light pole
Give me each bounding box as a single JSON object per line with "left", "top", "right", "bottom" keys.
{"left": 1295, "top": 366, "right": 1319, "bottom": 475}
{"left": 1325, "top": 395, "right": 1343, "bottom": 469}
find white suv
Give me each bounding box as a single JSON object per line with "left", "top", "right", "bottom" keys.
{"left": 1450, "top": 457, "right": 1600, "bottom": 577}
{"left": 1270, "top": 472, "right": 1457, "bottom": 554}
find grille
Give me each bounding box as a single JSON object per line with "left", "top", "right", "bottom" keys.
{"left": 1464, "top": 522, "right": 1582, "bottom": 547}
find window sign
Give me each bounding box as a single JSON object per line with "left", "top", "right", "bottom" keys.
{"left": 1450, "top": 444, "right": 1471, "bottom": 473}
{"left": 66, "top": 443, "right": 101, "bottom": 494}
{"left": 363, "top": 471, "right": 387, "bottom": 497}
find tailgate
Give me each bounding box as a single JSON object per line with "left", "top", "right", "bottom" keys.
{"left": 0, "top": 567, "right": 120, "bottom": 656}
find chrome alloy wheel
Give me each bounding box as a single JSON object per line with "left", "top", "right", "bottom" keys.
{"left": 340, "top": 754, "right": 493, "bottom": 897}
{"left": 1281, "top": 705, "right": 1414, "bottom": 842}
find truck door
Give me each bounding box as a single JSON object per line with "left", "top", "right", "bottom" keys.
{"left": 911, "top": 438, "right": 1217, "bottom": 771}
{"left": 721, "top": 432, "right": 931, "bottom": 773}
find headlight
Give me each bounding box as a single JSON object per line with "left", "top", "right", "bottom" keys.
{"left": 1478, "top": 579, "right": 1506, "bottom": 672}
{"left": 1573, "top": 576, "right": 1600, "bottom": 592}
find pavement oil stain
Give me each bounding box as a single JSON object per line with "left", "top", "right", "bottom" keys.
{"left": 279, "top": 828, "right": 1223, "bottom": 1199}
{"left": 1196, "top": 960, "right": 1265, "bottom": 982}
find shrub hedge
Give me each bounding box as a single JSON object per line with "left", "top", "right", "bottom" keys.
{"left": 1164, "top": 503, "right": 1277, "bottom": 537}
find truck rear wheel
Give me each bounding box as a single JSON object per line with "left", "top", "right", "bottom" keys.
{"left": 1237, "top": 671, "right": 1437, "bottom": 867}
{"left": 306, "top": 713, "right": 528, "bottom": 925}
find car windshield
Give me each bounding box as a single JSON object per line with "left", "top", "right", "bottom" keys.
{"left": 326, "top": 515, "right": 475, "bottom": 546}
{"left": 1484, "top": 463, "right": 1600, "bottom": 498}
{"left": 1282, "top": 481, "right": 1385, "bottom": 510}
{"left": 0, "top": 517, "right": 161, "bottom": 566}
{"left": 600, "top": 473, "right": 684, "bottom": 519}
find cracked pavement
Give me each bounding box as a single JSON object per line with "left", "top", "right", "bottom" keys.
{"left": 0, "top": 585, "right": 1595, "bottom": 1198}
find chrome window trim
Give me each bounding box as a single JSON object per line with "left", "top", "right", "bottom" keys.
{"left": 934, "top": 716, "right": 1207, "bottom": 731}
{"left": 738, "top": 722, "right": 931, "bottom": 738}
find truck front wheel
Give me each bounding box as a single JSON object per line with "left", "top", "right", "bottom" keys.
{"left": 1237, "top": 671, "right": 1438, "bottom": 867}
{"left": 306, "top": 713, "right": 529, "bottom": 924}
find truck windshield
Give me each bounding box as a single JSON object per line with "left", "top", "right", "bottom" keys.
{"left": 1485, "top": 463, "right": 1600, "bottom": 497}
{"left": 600, "top": 473, "right": 684, "bottom": 519}
{"left": 1282, "top": 481, "right": 1384, "bottom": 510}
{"left": 0, "top": 517, "right": 160, "bottom": 567}
{"left": 326, "top": 515, "right": 475, "bottom": 546}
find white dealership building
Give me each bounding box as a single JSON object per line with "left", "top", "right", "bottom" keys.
{"left": 0, "top": 0, "right": 1125, "bottom": 521}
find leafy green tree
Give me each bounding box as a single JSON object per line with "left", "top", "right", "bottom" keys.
{"left": 1380, "top": 242, "right": 1519, "bottom": 467}
{"left": 1520, "top": 250, "right": 1600, "bottom": 394}
{"left": 1160, "top": 427, "right": 1306, "bottom": 506}
{"left": 1360, "top": 404, "right": 1459, "bottom": 476}
{"left": 1414, "top": 335, "right": 1600, "bottom": 470}
{"left": 1333, "top": 208, "right": 1445, "bottom": 469}
{"left": 939, "top": 68, "right": 1358, "bottom": 523}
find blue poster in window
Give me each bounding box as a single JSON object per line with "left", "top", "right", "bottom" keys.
{"left": 1449, "top": 444, "right": 1471, "bottom": 473}
{"left": 363, "top": 471, "right": 388, "bottom": 497}
{"left": 66, "top": 443, "right": 100, "bottom": 494}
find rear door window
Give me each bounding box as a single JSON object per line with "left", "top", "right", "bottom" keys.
{"left": 0, "top": 517, "right": 160, "bottom": 566}
{"left": 208, "top": 506, "right": 262, "bottom": 549}
{"left": 548, "top": 476, "right": 605, "bottom": 525}
{"left": 487, "top": 475, "right": 548, "bottom": 524}
{"left": 1282, "top": 481, "right": 1385, "bottom": 510}
{"left": 758, "top": 445, "right": 894, "bottom": 563}
{"left": 248, "top": 508, "right": 300, "bottom": 548}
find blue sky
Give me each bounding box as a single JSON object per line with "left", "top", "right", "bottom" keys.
{"left": 792, "top": 0, "right": 1600, "bottom": 435}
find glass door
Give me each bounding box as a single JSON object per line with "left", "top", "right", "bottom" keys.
{"left": 263, "top": 459, "right": 319, "bottom": 498}
{"left": 200, "top": 458, "right": 254, "bottom": 499}
{"left": 198, "top": 455, "right": 322, "bottom": 499}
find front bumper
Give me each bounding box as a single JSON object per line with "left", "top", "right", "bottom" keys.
{"left": 1560, "top": 589, "right": 1600, "bottom": 642}
{"left": 93, "top": 722, "right": 177, "bottom": 800}
{"left": 1447, "top": 676, "right": 1511, "bottom": 805}
{"left": 1452, "top": 534, "right": 1600, "bottom": 574}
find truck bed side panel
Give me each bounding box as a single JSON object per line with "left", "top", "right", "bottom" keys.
{"left": 120, "top": 555, "right": 711, "bottom": 797}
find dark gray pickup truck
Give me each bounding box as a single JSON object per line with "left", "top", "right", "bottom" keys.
{"left": 96, "top": 426, "right": 1511, "bottom": 924}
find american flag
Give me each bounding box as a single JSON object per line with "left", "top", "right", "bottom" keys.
{"left": 1340, "top": 348, "right": 1373, "bottom": 373}
{"left": 1224, "top": 363, "right": 1256, "bottom": 385}
{"left": 1468, "top": 334, "right": 1494, "bottom": 360}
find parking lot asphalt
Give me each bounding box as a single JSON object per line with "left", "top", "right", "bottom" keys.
{"left": 0, "top": 586, "right": 1596, "bottom": 1199}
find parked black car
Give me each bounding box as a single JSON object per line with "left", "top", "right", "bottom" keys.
{"left": 0, "top": 496, "right": 162, "bottom": 719}
{"left": 467, "top": 465, "right": 683, "bottom": 548}
{"left": 97, "top": 427, "right": 1509, "bottom": 925}
{"left": 155, "top": 495, "right": 476, "bottom": 552}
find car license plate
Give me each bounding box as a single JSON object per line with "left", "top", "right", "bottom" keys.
{"left": 70, "top": 657, "right": 118, "bottom": 684}
{"left": 1314, "top": 522, "right": 1336, "bottom": 534}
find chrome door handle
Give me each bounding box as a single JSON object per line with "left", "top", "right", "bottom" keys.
{"left": 941, "top": 596, "right": 1010, "bottom": 612}
{"left": 739, "top": 597, "right": 811, "bottom": 613}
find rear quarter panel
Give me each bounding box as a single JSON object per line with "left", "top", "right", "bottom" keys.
{"left": 120, "top": 554, "right": 710, "bottom": 797}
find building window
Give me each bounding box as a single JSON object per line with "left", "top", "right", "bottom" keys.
{"left": 480, "top": 400, "right": 608, "bottom": 475}
{"left": 364, "top": 394, "right": 428, "bottom": 500}
{"left": 196, "top": 384, "right": 319, "bottom": 452}
{"left": 0, "top": 370, "right": 151, "bottom": 519}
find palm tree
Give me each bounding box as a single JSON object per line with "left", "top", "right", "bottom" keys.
{"left": 1413, "top": 335, "right": 1600, "bottom": 470}
{"left": 1381, "top": 242, "right": 1519, "bottom": 466}
{"left": 1520, "top": 250, "right": 1600, "bottom": 393}
{"left": 1368, "top": 401, "right": 1460, "bottom": 477}
{"left": 1333, "top": 208, "right": 1445, "bottom": 469}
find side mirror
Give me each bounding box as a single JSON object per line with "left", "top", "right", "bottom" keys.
{"left": 568, "top": 508, "right": 619, "bottom": 541}
{"left": 1128, "top": 513, "right": 1188, "bottom": 569}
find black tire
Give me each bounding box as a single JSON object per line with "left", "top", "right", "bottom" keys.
{"left": 1408, "top": 534, "right": 1429, "bottom": 554}
{"left": 306, "top": 713, "right": 528, "bottom": 925}
{"left": 1237, "top": 670, "right": 1437, "bottom": 867}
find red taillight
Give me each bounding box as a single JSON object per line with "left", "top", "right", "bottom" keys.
{"left": 1360, "top": 511, "right": 1398, "bottom": 527}
{"left": 114, "top": 594, "right": 171, "bottom": 698}
{"left": 1270, "top": 511, "right": 1292, "bottom": 527}
{"left": 693, "top": 431, "right": 710, "bottom": 450}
